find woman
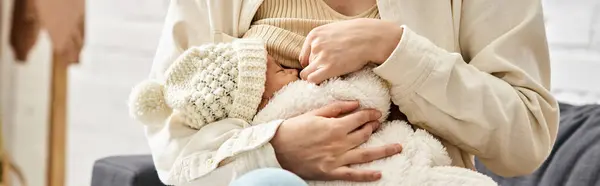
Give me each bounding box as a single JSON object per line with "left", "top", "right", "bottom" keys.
{"left": 145, "top": 0, "right": 559, "bottom": 185}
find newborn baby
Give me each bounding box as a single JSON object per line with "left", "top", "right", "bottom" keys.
{"left": 128, "top": 39, "right": 497, "bottom": 186}
{"left": 253, "top": 60, "right": 497, "bottom": 186}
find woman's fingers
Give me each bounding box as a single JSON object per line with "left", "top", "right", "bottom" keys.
{"left": 339, "top": 109, "right": 381, "bottom": 133}
{"left": 309, "top": 101, "right": 360, "bottom": 118}
{"left": 299, "top": 63, "right": 318, "bottom": 80}
{"left": 299, "top": 32, "right": 315, "bottom": 68}
{"left": 306, "top": 67, "right": 336, "bottom": 84}
{"left": 328, "top": 166, "right": 382, "bottom": 182}
{"left": 339, "top": 144, "right": 403, "bottom": 166}
{"left": 346, "top": 121, "right": 379, "bottom": 147}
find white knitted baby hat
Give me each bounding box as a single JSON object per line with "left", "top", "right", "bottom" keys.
{"left": 128, "top": 39, "right": 267, "bottom": 129}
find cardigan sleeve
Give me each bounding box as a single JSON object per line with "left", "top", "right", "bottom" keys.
{"left": 373, "top": 0, "right": 559, "bottom": 177}
{"left": 144, "top": 1, "right": 281, "bottom": 185}
{"left": 145, "top": 115, "right": 283, "bottom": 185}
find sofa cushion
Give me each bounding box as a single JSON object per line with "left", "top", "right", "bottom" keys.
{"left": 91, "top": 155, "right": 165, "bottom": 186}
{"left": 476, "top": 103, "right": 600, "bottom": 186}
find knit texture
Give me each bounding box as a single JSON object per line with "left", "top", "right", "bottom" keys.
{"left": 242, "top": 0, "right": 380, "bottom": 68}
{"left": 129, "top": 39, "right": 267, "bottom": 129}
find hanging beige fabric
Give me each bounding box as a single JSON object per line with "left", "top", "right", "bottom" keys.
{"left": 9, "top": 0, "right": 84, "bottom": 63}
{"left": 9, "top": 0, "right": 40, "bottom": 61}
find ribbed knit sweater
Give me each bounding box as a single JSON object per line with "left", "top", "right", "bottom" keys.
{"left": 243, "top": 0, "right": 380, "bottom": 68}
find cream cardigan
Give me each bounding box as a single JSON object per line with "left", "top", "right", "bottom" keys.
{"left": 145, "top": 0, "right": 559, "bottom": 185}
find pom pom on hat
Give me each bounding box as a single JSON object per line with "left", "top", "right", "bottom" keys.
{"left": 128, "top": 80, "right": 173, "bottom": 125}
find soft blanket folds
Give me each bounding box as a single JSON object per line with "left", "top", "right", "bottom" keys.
{"left": 253, "top": 68, "right": 497, "bottom": 186}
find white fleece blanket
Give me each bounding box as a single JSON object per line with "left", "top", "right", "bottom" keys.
{"left": 252, "top": 69, "right": 497, "bottom": 186}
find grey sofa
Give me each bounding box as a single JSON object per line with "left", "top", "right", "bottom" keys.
{"left": 91, "top": 103, "right": 600, "bottom": 186}
{"left": 476, "top": 103, "right": 600, "bottom": 186}
{"left": 91, "top": 155, "right": 165, "bottom": 186}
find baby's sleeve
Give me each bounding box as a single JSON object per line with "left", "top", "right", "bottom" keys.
{"left": 145, "top": 113, "right": 283, "bottom": 185}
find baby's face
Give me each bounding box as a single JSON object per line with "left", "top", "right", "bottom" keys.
{"left": 262, "top": 55, "right": 299, "bottom": 101}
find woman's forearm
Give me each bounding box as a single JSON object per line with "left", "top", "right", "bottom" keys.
{"left": 373, "top": 0, "right": 558, "bottom": 176}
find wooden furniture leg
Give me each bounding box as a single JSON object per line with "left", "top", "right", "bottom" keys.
{"left": 48, "top": 52, "right": 68, "bottom": 186}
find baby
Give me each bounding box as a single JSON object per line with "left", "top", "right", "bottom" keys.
{"left": 128, "top": 39, "right": 497, "bottom": 186}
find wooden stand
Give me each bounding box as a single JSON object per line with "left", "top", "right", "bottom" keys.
{"left": 1, "top": 153, "right": 8, "bottom": 186}
{"left": 47, "top": 52, "right": 68, "bottom": 186}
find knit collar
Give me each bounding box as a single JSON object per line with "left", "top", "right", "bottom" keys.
{"left": 238, "top": 0, "right": 398, "bottom": 34}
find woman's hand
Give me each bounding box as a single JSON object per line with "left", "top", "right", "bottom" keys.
{"left": 270, "top": 101, "right": 403, "bottom": 182}
{"left": 299, "top": 18, "right": 403, "bottom": 84}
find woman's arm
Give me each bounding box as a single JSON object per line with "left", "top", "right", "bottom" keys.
{"left": 149, "top": 0, "right": 208, "bottom": 81}
{"left": 373, "top": 0, "right": 558, "bottom": 177}
{"left": 149, "top": 0, "right": 242, "bottom": 81}
{"left": 299, "top": 0, "right": 558, "bottom": 177}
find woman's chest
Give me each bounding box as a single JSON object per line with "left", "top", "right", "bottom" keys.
{"left": 375, "top": 0, "right": 461, "bottom": 52}
{"left": 239, "top": 0, "right": 460, "bottom": 50}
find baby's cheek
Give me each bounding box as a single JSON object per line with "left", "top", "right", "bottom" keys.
{"left": 265, "top": 79, "right": 289, "bottom": 98}
{"left": 262, "top": 78, "right": 278, "bottom": 98}
{"left": 273, "top": 79, "right": 289, "bottom": 93}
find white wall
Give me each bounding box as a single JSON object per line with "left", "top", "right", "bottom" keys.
{"left": 65, "top": 0, "right": 169, "bottom": 185}
{"left": 1, "top": 0, "right": 53, "bottom": 186}
{"left": 64, "top": 0, "right": 600, "bottom": 186}
{"left": 544, "top": 0, "right": 600, "bottom": 104}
